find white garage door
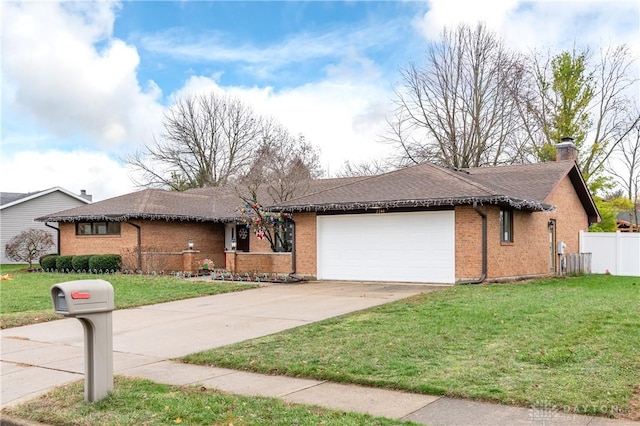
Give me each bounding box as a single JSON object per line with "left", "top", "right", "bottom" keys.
{"left": 317, "top": 211, "right": 455, "bottom": 283}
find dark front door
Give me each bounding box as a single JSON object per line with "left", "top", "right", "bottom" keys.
{"left": 549, "top": 219, "right": 556, "bottom": 273}
{"left": 236, "top": 224, "right": 250, "bottom": 252}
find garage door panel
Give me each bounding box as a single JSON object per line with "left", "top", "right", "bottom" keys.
{"left": 317, "top": 211, "right": 455, "bottom": 283}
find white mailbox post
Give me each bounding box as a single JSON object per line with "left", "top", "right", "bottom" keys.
{"left": 51, "top": 279, "right": 114, "bottom": 402}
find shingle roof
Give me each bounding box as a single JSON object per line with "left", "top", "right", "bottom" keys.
{"left": 0, "top": 192, "right": 30, "bottom": 206}
{"left": 35, "top": 177, "right": 366, "bottom": 223}
{"left": 270, "top": 162, "right": 583, "bottom": 213}
{"left": 459, "top": 160, "right": 577, "bottom": 202}
{"left": 36, "top": 189, "right": 225, "bottom": 222}
{"left": 2, "top": 187, "right": 92, "bottom": 210}
{"left": 35, "top": 161, "right": 599, "bottom": 224}
{"left": 617, "top": 210, "right": 639, "bottom": 225}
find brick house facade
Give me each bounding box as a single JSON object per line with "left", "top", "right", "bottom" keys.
{"left": 39, "top": 145, "right": 598, "bottom": 283}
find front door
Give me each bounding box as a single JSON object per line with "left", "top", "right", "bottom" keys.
{"left": 236, "top": 224, "right": 250, "bottom": 252}
{"left": 549, "top": 220, "right": 556, "bottom": 273}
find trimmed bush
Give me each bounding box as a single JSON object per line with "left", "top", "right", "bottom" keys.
{"left": 55, "top": 255, "right": 74, "bottom": 271}
{"left": 40, "top": 254, "right": 59, "bottom": 270}
{"left": 88, "top": 254, "right": 121, "bottom": 272}
{"left": 71, "top": 255, "right": 91, "bottom": 271}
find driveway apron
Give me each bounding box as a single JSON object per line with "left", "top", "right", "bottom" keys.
{"left": 1, "top": 281, "right": 446, "bottom": 408}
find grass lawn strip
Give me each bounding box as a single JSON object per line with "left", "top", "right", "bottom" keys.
{"left": 182, "top": 275, "right": 640, "bottom": 418}
{"left": 0, "top": 271, "right": 256, "bottom": 329}
{"left": 2, "top": 377, "right": 418, "bottom": 426}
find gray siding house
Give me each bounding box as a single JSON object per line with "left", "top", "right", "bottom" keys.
{"left": 1, "top": 187, "right": 92, "bottom": 264}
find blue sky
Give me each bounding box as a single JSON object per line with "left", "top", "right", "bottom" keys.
{"left": 2, "top": 1, "right": 639, "bottom": 201}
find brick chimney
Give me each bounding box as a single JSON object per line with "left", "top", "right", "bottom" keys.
{"left": 555, "top": 137, "right": 578, "bottom": 161}
{"left": 80, "top": 189, "right": 93, "bottom": 202}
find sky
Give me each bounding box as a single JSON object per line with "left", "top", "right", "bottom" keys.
{"left": 1, "top": 0, "right": 639, "bottom": 201}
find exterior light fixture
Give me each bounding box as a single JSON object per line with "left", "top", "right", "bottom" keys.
{"left": 231, "top": 239, "right": 237, "bottom": 251}
{"left": 188, "top": 238, "right": 194, "bottom": 250}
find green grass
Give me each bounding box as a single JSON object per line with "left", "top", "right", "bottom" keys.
{"left": 0, "top": 271, "right": 255, "bottom": 329}
{"left": 0, "top": 263, "right": 30, "bottom": 273}
{"left": 2, "top": 377, "right": 418, "bottom": 426}
{"left": 182, "top": 275, "right": 640, "bottom": 417}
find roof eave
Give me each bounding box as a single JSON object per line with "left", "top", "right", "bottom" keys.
{"left": 271, "top": 196, "right": 554, "bottom": 213}
{"left": 36, "top": 214, "right": 233, "bottom": 223}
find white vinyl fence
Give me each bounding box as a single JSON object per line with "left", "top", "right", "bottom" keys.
{"left": 579, "top": 231, "right": 640, "bottom": 276}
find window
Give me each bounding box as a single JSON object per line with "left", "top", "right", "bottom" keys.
{"left": 274, "top": 222, "right": 294, "bottom": 252}
{"left": 76, "top": 222, "right": 120, "bottom": 236}
{"left": 500, "top": 209, "right": 513, "bottom": 243}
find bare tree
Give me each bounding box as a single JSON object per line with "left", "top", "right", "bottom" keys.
{"left": 335, "top": 159, "right": 392, "bottom": 177}
{"left": 609, "top": 108, "right": 640, "bottom": 227}
{"left": 5, "top": 228, "right": 55, "bottom": 268}
{"left": 522, "top": 45, "right": 640, "bottom": 192}
{"left": 238, "top": 120, "right": 322, "bottom": 205}
{"left": 235, "top": 120, "right": 323, "bottom": 252}
{"left": 384, "top": 23, "right": 528, "bottom": 169}
{"left": 127, "top": 92, "right": 262, "bottom": 190}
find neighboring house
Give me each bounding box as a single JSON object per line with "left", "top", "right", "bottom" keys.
{"left": 616, "top": 210, "right": 639, "bottom": 232}
{"left": 37, "top": 143, "right": 599, "bottom": 284}
{"left": 1, "top": 188, "right": 92, "bottom": 264}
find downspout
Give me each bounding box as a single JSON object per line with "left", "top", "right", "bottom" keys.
{"left": 45, "top": 222, "right": 60, "bottom": 254}
{"left": 458, "top": 202, "right": 487, "bottom": 284}
{"left": 126, "top": 222, "right": 142, "bottom": 271}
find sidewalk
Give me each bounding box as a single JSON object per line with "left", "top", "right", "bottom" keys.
{"left": 2, "top": 281, "right": 639, "bottom": 425}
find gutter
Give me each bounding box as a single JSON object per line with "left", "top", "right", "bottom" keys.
{"left": 126, "top": 222, "right": 142, "bottom": 271}
{"left": 458, "top": 202, "right": 487, "bottom": 284}
{"left": 45, "top": 222, "right": 60, "bottom": 255}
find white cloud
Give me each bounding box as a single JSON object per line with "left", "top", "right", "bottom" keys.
{"left": 0, "top": 150, "right": 139, "bottom": 202}
{"left": 416, "top": 0, "right": 640, "bottom": 55}
{"left": 170, "top": 72, "right": 395, "bottom": 176}
{"left": 416, "top": 0, "right": 520, "bottom": 39}
{"left": 140, "top": 19, "right": 402, "bottom": 74}
{"left": 2, "top": 1, "right": 163, "bottom": 151}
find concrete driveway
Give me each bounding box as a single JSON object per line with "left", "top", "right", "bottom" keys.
{"left": 1, "top": 280, "right": 447, "bottom": 408}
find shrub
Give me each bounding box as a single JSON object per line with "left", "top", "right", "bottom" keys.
{"left": 88, "top": 254, "right": 121, "bottom": 272}
{"left": 71, "top": 255, "right": 91, "bottom": 271}
{"left": 40, "top": 254, "right": 59, "bottom": 270}
{"left": 55, "top": 255, "right": 74, "bottom": 271}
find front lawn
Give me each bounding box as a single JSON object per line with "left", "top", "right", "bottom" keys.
{"left": 2, "top": 377, "right": 416, "bottom": 426}
{"left": 0, "top": 272, "right": 255, "bottom": 329}
{"left": 182, "top": 275, "right": 640, "bottom": 418}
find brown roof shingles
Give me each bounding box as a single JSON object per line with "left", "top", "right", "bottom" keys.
{"left": 270, "top": 162, "right": 562, "bottom": 212}
{"left": 36, "top": 160, "right": 599, "bottom": 223}
{"left": 36, "top": 189, "right": 224, "bottom": 222}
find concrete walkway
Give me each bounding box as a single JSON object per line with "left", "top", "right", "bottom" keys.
{"left": 1, "top": 281, "right": 638, "bottom": 425}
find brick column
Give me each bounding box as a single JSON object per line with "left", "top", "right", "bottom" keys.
{"left": 182, "top": 250, "right": 200, "bottom": 274}
{"left": 225, "top": 250, "right": 237, "bottom": 273}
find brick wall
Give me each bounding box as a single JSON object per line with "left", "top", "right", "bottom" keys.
{"left": 292, "top": 212, "right": 317, "bottom": 277}
{"left": 455, "top": 205, "right": 484, "bottom": 280}
{"left": 485, "top": 205, "right": 550, "bottom": 279}
{"left": 546, "top": 175, "right": 589, "bottom": 254}
{"left": 454, "top": 174, "right": 589, "bottom": 281}
{"left": 59, "top": 220, "right": 225, "bottom": 273}
{"left": 226, "top": 252, "right": 292, "bottom": 274}
{"left": 248, "top": 228, "right": 273, "bottom": 252}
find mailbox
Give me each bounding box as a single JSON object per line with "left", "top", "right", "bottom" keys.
{"left": 50, "top": 279, "right": 114, "bottom": 402}
{"left": 51, "top": 280, "right": 114, "bottom": 315}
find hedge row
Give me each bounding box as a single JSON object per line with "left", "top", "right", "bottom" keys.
{"left": 40, "top": 254, "right": 121, "bottom": 272}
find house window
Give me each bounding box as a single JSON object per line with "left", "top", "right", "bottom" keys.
{"left": 76, "top": 222, "right": 120, "bottom": 236}
{"left": 500, "top": 209, "right": 513, "bottom": 243}
{"left": 274, "top": 222, "right": 294, "bottom": 252}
